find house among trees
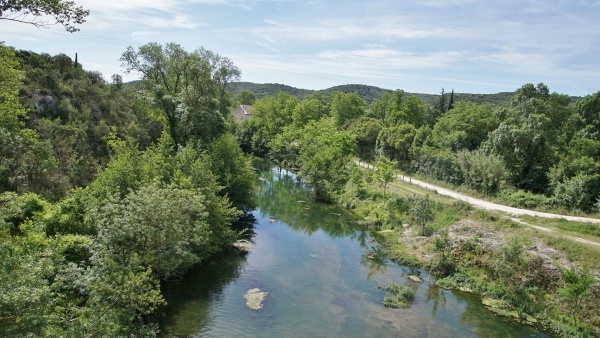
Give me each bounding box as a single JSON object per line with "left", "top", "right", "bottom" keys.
{"left": 233, "top": 104, "right": 253, "bottom": 122}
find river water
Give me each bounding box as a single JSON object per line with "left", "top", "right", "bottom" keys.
{"left": 159, "top": 164, "right": 547, "bottom": 337}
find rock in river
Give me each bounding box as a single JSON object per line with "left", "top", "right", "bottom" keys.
{"left": 244, "top": 288, "right": 268, "bottom": 310}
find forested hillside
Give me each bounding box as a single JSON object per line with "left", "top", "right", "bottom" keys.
{"left": 0, "top": 43, "right": 257, "bottom": 336}
{"left": 229, "top": 82, "right": 516, "bottom": 106}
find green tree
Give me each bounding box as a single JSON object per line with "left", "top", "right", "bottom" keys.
{"left": 423, "top": 88, "right": 446, "bottom": 127}
{"left": 246, "top": 92, "right": 298, "bottom": 154}
{"left": 368, "top": 91, "right": 393, "bottom": 122}
{"left": 456, "top": 149, "right": 505, "bottom": 194}
{"left": 0, "top": 44, "right": 26, "bottom": 132}
{"left": 385, "top": 94, "right": 427, "bottom": 128}
{"left": 297, "top": 118, "right": 356, "bottom": 201}
{"left": 431, "top": 102, "right": 499, "bottom": 151}
{"left": 330, "top": 91, "right": 366, "bottom": 127}
{"left": 208, "top": 134, "right": 257, "bottom": 211}
{"left": 346, "top": 117, "right": 384, "bottom": 160}
{"left": 91, "top": 183, "right": 235, "bottom": 280}
{"left": 557, "top": 266, "right": 595, "bottom": 324}
{"left": 0, "top": 0, "right": 89, "bottom": 32}
{"left": 573, "top": 91, "right": 600, "bottom": 140}
{"left": 486, "top": 112, "right": 553, "bottom": 192}
{"left": 120, "top": 43, "right": 239, "bottom": 147}
{"left": 408, "top": 194, "right": 434, "bottom": 236}
{"left": 233, "top": 89, "right": 256, "bottom": 105}
{"left": 376, "top": 124, "right": 417, "bottom": 165}
{"left": 375, "top": 156, "right": 396, "bottom": 197}
{"left": 292, "top": 97, "right": 327, "bottom": 128}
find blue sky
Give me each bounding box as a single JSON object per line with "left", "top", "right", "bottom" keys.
{"left": 2, "top": 0, "right": 599, "bottom": 95}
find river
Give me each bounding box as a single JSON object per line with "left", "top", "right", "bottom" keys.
{"left": 159, "top": 163, "right": 547, "bottom": 337}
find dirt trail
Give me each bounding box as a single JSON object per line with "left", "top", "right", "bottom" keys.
{"left": 357, "top": 161, "right": 600, "bottom": 225}
{"left": 509, "top": 218, "right": 600, "bottom": 248}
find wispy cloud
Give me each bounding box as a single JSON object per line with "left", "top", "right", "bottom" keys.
{"left": 4, "top": 0, "right": 598, "bottom": 95}
{"left": 318, "top": 48, "right": 465, "bottom": 70}
{"left": 131, "top": 31, "right": 157, "bottom": 37}
{"left": 249, "top": 15, "right": 468, "bottom": 44}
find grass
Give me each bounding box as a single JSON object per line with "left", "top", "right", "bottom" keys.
{"left": 519, "top": 215, "right": 600, "bottom": 238}
{"left": 540, "top": 234, "right": 600, "bottom": 270}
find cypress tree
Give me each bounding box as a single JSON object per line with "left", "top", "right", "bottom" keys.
{"left": 447, "top": 89, "right": 455, "bottom": 111}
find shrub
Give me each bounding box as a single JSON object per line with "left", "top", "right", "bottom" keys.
{"left": 408, "top": 195, "right": 434, "bottom": 236}
{"left": 502, "top": 189, "right": 550, "bottom": 209}
{"left": 456, "top": 149, "right": 506, "bottom": 194}
{"left": 552, "top": 174, "right": 599, "bottom": 212}
{"left": 379, "top": 283, "right": 415, "bottom": 308}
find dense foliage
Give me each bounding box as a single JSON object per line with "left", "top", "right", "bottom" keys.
{"left": 0, "top": 43, "right": 256, "bottom": 336}
{"left": 237, "top": 80, "right": 600, "bottom": 336}
{"left": 240, "top": 82, "right": 598, "bottom": 213}
{"left": 1, "top": 32, "right": 599, "bottom": 335}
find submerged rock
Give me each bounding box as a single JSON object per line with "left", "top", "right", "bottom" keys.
{"left": 244, "top": 288, "right": 268, "bottom": 310}
{"left": 233, "top": 240, "right": 254, "bottom": 253}
{"left": 407, "top": 275, "right": 423, "bottom": 283}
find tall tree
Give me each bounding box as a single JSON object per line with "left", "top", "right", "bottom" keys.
{"left": 0, "top": 0, "right": 89, "bottom": 32}
{"left": 447, "top": 89, "right": 455, "bottom": 111}
{"left": 120, "top": 43, "right": 240, "bottom": 147}
{"left": 297, "top": 118, "right": 356, "bottom": 201}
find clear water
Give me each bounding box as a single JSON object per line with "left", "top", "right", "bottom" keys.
{"left": 159, "top": 165, "right": 547, "bottom": 338}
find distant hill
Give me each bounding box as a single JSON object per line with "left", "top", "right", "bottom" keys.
{"left": 229, "top": 82, "right": 312, "bottom": 100}
{"left": 228, "top": 82, "right": 515, "bottom": 107}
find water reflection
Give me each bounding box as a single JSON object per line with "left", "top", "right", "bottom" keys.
{"left": 257, "top": 166, "right": 360, "bottom": 239}
{"left": 159, "top": 251, "right": 248, "bottom": 337}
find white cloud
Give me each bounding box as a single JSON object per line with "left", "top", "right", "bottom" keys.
{"left": 318, "top": 47, "right": 466, "bottom": 70}
{"left": 131, "top": 31, "right": 157, "bottom": 37}
{"left": 249, "top": 15, "right": 467, "bottom": 45}
{"left": 417, "top": 0, "right": 478, "bottom": 7}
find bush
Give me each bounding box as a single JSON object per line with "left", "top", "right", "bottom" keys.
{"left": 502, "top": 189, "right": 550, "bottom": 209}
{"left": 411, "top": 146, "right": 463, "bottom": 185}
{"left": 456, "top": 149, "right": 506, "bottom": 194}
{"left": 0, "top": 192, "right": 48, "bottom": 235}
{"left": 379, "top": 283, "right": 415, "bottom": 308}
{"left": 552, "top": 174, "right": 599, "bottom": 212}
{"left": 408, "top": 195, "right": 434, "bottom": 236}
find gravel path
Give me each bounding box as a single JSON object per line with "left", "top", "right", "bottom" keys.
{"left": 357, "top": 161, "right": 600, "bottom": 224}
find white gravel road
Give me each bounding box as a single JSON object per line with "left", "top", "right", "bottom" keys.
{"left": 357, "top": 161, "right": 600, "bottom": 224}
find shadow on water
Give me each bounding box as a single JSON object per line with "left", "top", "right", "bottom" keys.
{"left": 159, "top": 160, "right": 548, "bottom": 338}
{"left": 159, "top": 250, "right": 249, "bottom": 337}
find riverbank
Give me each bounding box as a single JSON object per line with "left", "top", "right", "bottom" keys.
{"left": 339, "top": 164, "right": 600, "bottom": 337}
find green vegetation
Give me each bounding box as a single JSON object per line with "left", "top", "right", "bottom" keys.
{"left": 1, "top": 11, "right": 599, "bottom": 334}
{"left": 378, "top": 283, "right": 415, "bottom": 308}
{"left": 0, "top": 42, "right": 256, "bottom": 336}
{"left": 238, "top": 80, "right": 598, "bottom": 214}
{"left": 229, "top": 82, "right": 517, "bottom": 107}
{"left": 239, "top": 82, "right": 600, "bottom": 336}
{"left": 0, "top": 0, "right": 89, "bottom": 32}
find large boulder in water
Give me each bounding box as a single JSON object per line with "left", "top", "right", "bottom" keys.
{"left": 244, "top": 288, "right": 268, "bottom": 310}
